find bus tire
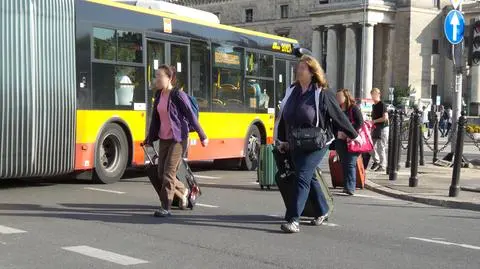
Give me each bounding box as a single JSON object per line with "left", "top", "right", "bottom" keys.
{"left": 93, "top": 123, "right": 129, "bottom": 184}
{"left": 241, "top": 125, "right": 261, "bottom": 171}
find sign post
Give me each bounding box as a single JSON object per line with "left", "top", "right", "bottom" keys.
{"left": 444, "top": 4, "right": 465, "bottom": 154}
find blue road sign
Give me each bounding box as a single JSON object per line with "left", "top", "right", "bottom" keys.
{"left": 444, "top": 10, "right": 465, "bottom": 45}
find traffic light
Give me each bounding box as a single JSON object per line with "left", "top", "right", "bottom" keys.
{"left": 469, "top": 20, "right": 480, "bottom": 65}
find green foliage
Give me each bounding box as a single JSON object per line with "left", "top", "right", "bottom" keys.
{"left": 392, "top": 85, "right": 415, "bottom": 107}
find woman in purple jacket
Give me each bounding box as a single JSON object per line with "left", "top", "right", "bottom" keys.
{"left": 144, "top": 65, "right": 208, "bottom": 217}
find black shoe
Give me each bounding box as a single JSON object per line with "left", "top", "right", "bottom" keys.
{"left": 345, "top": 190, "right": 355, "bottom": 196}
{"left": 375, "top": 166, "right": 385, "bottom": 172}
{"left": 370, "top": 163, "right": 379, "bottom": 171}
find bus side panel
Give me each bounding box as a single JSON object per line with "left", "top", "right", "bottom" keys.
{"left": 187, "top": 113, "right": 274, "bottom": 160}
{"left": 75, "top": 110, "right": 146, "bottom": 170}
{"left": 0, "top": 0, "right": 76, "bottom": 178}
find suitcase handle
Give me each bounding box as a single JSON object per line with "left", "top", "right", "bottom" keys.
{"left": 141, "top": 144, "right": 158, "bottom": 165}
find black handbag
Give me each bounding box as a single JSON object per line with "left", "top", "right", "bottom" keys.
{"left": 290, "top": 89, "right": 328, "bottom": 152}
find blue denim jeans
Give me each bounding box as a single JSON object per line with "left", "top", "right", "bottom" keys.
{"left": 335, "top": 139, "right": 359, "bottom": 193}
{"left": 286, "top": 147, "right": 329, "bottom": 222}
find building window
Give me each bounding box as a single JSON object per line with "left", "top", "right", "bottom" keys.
{"left": 245, "top": 9, "right": 253, "bottom": 23}
{"left": 432, "top": 39, "right": 439, "bottom": 55}
{"left": 280, "top": 5, "right": 288, "bottom": 19}
{"left": 319, "top": 0, "right": 329, "bottom": 4}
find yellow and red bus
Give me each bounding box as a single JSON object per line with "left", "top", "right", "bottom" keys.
{"left": 1, "top": 0, "right": 305, "bottom": 183}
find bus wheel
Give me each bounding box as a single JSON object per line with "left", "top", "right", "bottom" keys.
{"left": 241, "top": 125, "right": 261, "bottom": 171}
{"left": 93, "top": 123, "right": 129, "bottom": 184}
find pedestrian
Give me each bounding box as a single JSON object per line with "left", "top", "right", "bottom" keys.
{"left": 370, "top": 88, "right": 389, "bottom": 172}
{"left": 275, "top": 55, "right": 359, "bottom": 233}
{"left": 439, "top": 105, "right": 446, "bottom": 137}
{"left": 445, "top": 107, "right": 453, "bottom": 137}
{"left": 144, "top": 65, "right": 208, "bottom": 217}
{"left": 421, "top": 106, "right": 431, "bottom": 136}
{"left": 334, "top": 88, "right": 364, "bottom": 196}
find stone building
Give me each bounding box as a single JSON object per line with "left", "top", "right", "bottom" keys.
{"left": 176, "top": 0, "right": 480, "bottom": 115}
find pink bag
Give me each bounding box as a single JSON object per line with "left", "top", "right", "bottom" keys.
{"left": 347, "top": 109, "right": 374, "bottom": 153}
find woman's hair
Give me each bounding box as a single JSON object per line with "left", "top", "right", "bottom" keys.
{"left": 337, "top": 88, "right": 356, "bottom": 109}
{"left": 157, "top": 64, "right": 177, "bottom": 86}
{"left": 296, "top": 55, "right": 328, "bottom": 89}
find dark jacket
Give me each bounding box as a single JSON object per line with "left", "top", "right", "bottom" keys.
{"left": 146, "top": 88, "right": 206, "bottom": 144}
{"left": 277, "top": 84, "right": 358, "bottom": 143}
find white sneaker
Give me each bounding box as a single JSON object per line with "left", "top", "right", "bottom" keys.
{"left": 179, "top": 188, "right": 189, "bottom": 210}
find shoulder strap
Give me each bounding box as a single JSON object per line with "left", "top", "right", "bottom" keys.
{"left": 314, "top": 88, "right": 326, "bottom": 128}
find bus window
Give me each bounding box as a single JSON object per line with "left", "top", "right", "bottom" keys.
{"left": 275, "top": 59, "right": 287, "bottom": 114}
{"left": 246, "top": 79, "right": 274, "bottom": 113}
{"left": 117, "top": 30, "right": 143, "bottom": 63}
{"left": 93, "top": 27, "right": 116, "bottom": 61}
{"left": 171, "top": 44, "right": 189, "bottom": 92}
{"left": 212, "top": 44, "right": 244, "bottom": 112}
{"left": 92, "top": 64, "right": 145, "bottom": 109}
{"left": 246, "top": 52, "right": 273, "bottom": 78}
{"left": 190, "top": 40, "right": 210, "bottom": 111}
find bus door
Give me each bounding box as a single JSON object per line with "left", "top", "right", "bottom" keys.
{"left": 145, "top": 39, "right": 190, "bottom": 158}
{"left": 145, "top": 40, "right": 190, "bottom": 127}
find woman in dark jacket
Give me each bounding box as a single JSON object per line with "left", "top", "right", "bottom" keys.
{"left": 144, "top": 65, "right": 208, "bottom": 217}
{"left": 276, "top": 55, "right": 360, "bottom": 233}
{"left": 335, "top": 88, "right": 364, "bottom": 196}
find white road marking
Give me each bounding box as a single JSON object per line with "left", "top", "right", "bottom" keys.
{"left": 0, "top": 241, "right": 6, "bottom": 245}
{"left": 84, "top": 187, "right": 125, "bottom": 194}
{"left": 62, "top": 246, "right": 149, "bottom": 265}
{"left": 266, "top": 215, "right": 339, "bottom": 227}
{"left": 322, "top": 222, "right": 339, "bottom": 227}
{"left": 0, "top": 225, "right": 27, "bottom": 234}
{"left": 353, "top": 194, "right": 396, "bottom": 201}
{"left": 408, "top": 237, "right": 480, "bottom": 250}
{"left": 194, "top": 175, "right": 221, "bottom": 179}
{"left": 196, "top": 203, "right": 220, "bottom": 208}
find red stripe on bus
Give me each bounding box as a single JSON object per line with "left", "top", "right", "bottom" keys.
{"left": 187, "top": 138, "right": 245, "bottom": 160}
{"left": 75, "top": 143, "right": 94, "bottom": 170}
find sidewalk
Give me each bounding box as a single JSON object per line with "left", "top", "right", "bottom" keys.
{"left": 365, "top": 163, "right": 480, "bottom": 212}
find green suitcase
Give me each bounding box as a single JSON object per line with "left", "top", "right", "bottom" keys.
{"left": 314, "top": 167, "right": 334, "bottom": 217}
{"left": 257, "top": 144, "right": 277, "bottom": 190}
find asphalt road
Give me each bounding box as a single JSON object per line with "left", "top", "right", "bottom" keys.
{"left": 0, "top": 159, "right": 479, "bottom": 269}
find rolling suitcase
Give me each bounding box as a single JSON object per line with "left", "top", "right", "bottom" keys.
{"left": 328, "top": 150, "right": 365, "bottom": 189}
{"left": 142, "top": 145, "right": 201, "bottom": 209}
{"left": 273, "top": 147, "right": 334, "bottom": 219}
{"left": 257, "top": 144, "right": 277, "bottom": 190}
{"left": 171, "top": 158, "right": 202, "bottom": 209}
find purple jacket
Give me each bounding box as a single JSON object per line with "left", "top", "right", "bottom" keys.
{"left": 146, "top": 88, "right": 207, "bottom": 144}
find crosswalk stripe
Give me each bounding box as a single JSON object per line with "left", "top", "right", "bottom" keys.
{"left": 0, "top": 225, "right": 27, "bottom": 234}
{"left": 62, "top": 245, "right": 149, "bottom": 265}
{"left": 196, "top": 203, "right": 220, "bottom": 208}
{"left": 194, "top": 175, "right": 221, "bottom": 179}
{"left": 84, "top": 187, "right": 125, "bottom": 194}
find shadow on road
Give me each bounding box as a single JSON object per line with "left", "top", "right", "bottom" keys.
{"left": 0, "top": 203, "right": 283, "bottom": 233}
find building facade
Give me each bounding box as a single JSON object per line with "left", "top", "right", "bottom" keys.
{"left": 178, "top": 0, "right": 480, "bottom": 114}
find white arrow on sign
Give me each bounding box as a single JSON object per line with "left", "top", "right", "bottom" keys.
{"left": 450, "top": 0, "right": 463, "bottom": 10}
{"left": 451, "top": 12, "right": 460, "bottom": 42}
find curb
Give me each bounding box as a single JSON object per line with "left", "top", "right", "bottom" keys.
{"left": 365, "top": 179, "right": 480, "bottom": 212}
{"left": 461, "top": 186, "right": 480, "bottom": 193}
